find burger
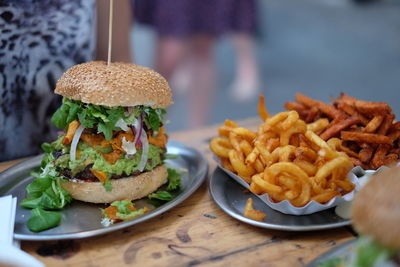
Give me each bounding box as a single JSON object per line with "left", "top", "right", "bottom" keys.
{"left": 350, "top": 166, "right": 400, "bottom": 266}
{"left": 21, "top": 61, "right": 180, "bottom": 232}
{"left": 318, "top": 166, "right": 400, "bottom": 266}
{"left": 34, "top": 61, "right": 173, "bottom": 203}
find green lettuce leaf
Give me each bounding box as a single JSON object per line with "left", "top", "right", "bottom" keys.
{"left": 24, "top": 177, "right": 53, "bottom": 199}
{"left": 103, "top": 178, "right": 113, "bottom": 192}
{"left": 148, "top": 191, "right": 173, "bottom": 201}
{"left": 51, "top": 98, "right": 167, "bottom": 139}
{"left": 164, "top": 154, "right": 179, "bottom": 159}
{"left": 111, "top": 200, "right": 132, "bottom": 213}
{"left": 40, "top": 151, "right": 55, "bottom": 168}
{"left": 76, "top": 102, "right": 125, "bottom": 140}
{"left": 97, "top": 122, "right": 114, "bottom": 140}
{"left": 51, "top": 102, "right": 70, "bottom": 129}
{"left": 144, "top": 107, "right": 166, "bottom": 132}
{"left": 117, "top": 209, "right": 145, "bottom": 220}
{"left": 26, "top": 208, "right": 62, "bottom": 232}
{"left": 355, "top": 236, "right": 396, "bottom": 267}
{"left": 20, "top": 175, "right": 72, "bottom": 210}
{"left": 41, "top": 142, "right": 54, "bottom": 153}
{"left": 66, "top": 102, "right": 80, "bottom": 124}
{"left": 51, "top": 98, "right": 125, "bottom": 140}
{"left": 148, "top": 167, "right": 182, "bottom": 204}
{"left": 21, "top": 162, "right": 73, "bottom": 232}
{"left": 166, "top": 168, "right": 181, "bottom": 191}
{"left": 317, "top": 257, "right": 343, "bottom": 267}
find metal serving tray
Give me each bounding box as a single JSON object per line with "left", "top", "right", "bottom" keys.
{"left": 0, "top": 141, "right": 208, "bottom": 241}
{"left": 209, "top": 167, "right": 351, "bottom": 231}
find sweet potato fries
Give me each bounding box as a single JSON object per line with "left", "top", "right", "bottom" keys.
{"left": 285, "top": 93, "right": 399, "bottom": 169}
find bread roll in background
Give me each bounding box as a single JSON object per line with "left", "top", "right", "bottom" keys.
{"left": 352, "top": 165, "right": 400, "bottom": 250}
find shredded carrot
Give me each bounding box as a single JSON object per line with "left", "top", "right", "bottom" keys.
{"left": 148, "top": 127, "right": 167, "bottom": 148}
{"left": 102, "top": 150, "right": 122, "bottom": 164}
{"left": 117, "top": 132, "right": 135, "bottom": 142}
{"left": 128, "top": 205, "right": 137, "bottom": 212}
{"left": 62, "top": 120, "right": 80, "bottom": 145}
{"left": 81, "top": 133, "right": 122, "bottom": 163}
{"left": 108, "top": 138, "right": 123, "bottom": 152}
{"left": 111, "top": 132, "right": 135, "bottom": 152}
{"left": 80, "top": 133, "right": 104, "bottom": 147}
{"left": 89, "top": 169, "right": 108, "bottom": 183}
{"left": 104, "top": 206, "right": 119, "bottom": 220}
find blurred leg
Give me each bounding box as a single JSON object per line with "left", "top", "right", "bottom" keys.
{"left": 155, "top": 37, "right": 187, "bottom": 80}
{"left": 230, "top": 33, "right": 259, "bottom": 101}
{"left": 187, "top": 34, "right": 215, "bottom": 129}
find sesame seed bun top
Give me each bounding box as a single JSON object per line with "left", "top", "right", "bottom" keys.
{"left": 352, "top": 165, "right": 400, "bottom": 250}
{"left": 55, "top": 61, "right": 173, "bottom": 108}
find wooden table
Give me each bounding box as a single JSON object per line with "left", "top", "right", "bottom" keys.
{"left": 0, "top": 119, "right": 355, "bottom": 267}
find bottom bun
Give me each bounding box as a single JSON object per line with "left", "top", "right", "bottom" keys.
{"left": 60, "top": 165, "right": 168, "bottom": 203}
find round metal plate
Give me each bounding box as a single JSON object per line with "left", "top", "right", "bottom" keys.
{"left": 0, "top": 141, "right": 208, "bottom": 241}
{"left": 307, "top": 239, "right": 356, "bottom": 266}
{"left": 209, "top": 167, "right": 351, "bottom": 231}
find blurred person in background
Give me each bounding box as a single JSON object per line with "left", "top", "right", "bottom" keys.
{"left": 0, "top": 0, "right": 132, "bottom": 161}
{"left": 134, "top": 0, "right": 259, "bottom": 129}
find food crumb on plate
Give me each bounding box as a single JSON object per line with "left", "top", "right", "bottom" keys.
{"left": 101, "top": 217, "right": 113, "bottom": 227}
{"left": 203, "top": 213, "right": 217, "bottom": 219}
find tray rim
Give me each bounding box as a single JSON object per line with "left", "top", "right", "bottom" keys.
{"left": 306, "top": 239, "right": 357, "bottom": 266}
{"left": 209, "top": 167, "right": 352, "bottom": 231}
{"left": 0, "top": 141, "right": 209, "bottom": 241}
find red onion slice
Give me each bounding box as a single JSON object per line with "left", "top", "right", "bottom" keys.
{"left": 138, "top": 129, "right": 149, "bottom": 172}
{"left": 70, "top": 124, "right": 85, "bottom": 161}
{"left": 133, "top": 115, "right": 143, "bottom": 146}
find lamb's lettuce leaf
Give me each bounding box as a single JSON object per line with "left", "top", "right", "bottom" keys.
{"left": 51, "top": 98, "right": 167, "bottom": 140}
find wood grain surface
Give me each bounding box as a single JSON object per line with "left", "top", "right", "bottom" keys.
{"left": 1, "top": 118, "right": 355, "bottom": 267}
